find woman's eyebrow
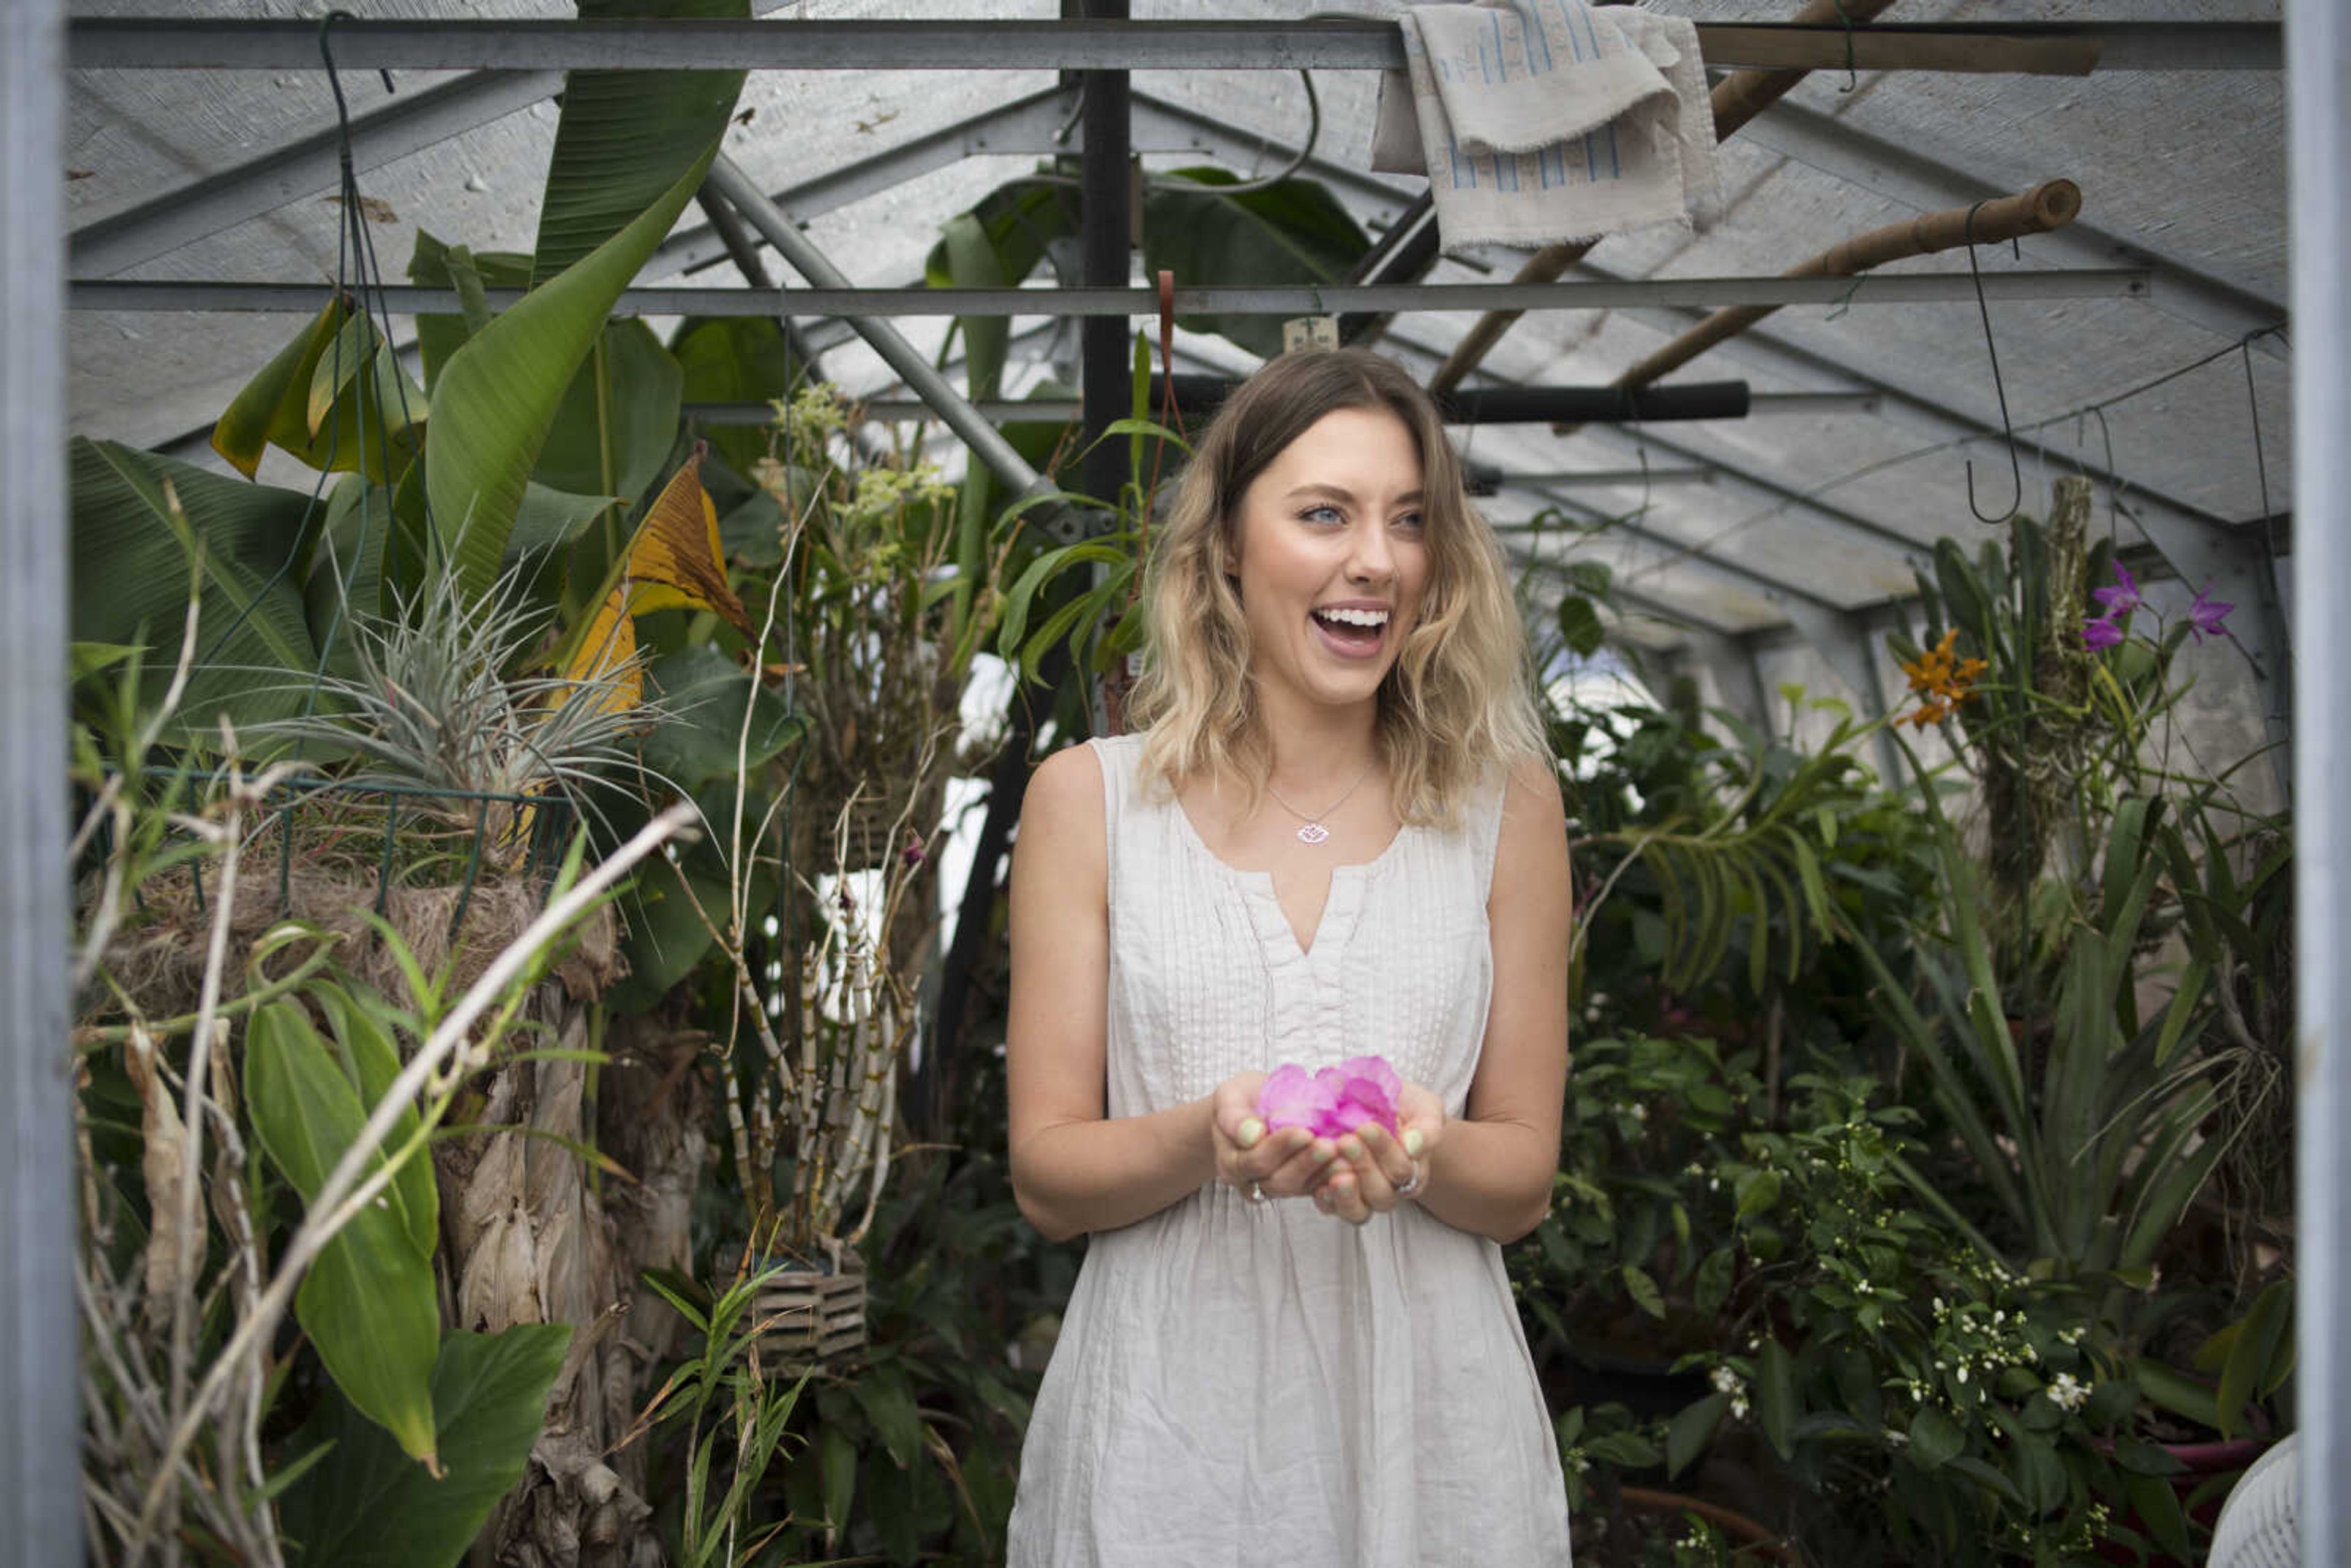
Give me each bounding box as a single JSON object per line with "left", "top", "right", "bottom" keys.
{"left": 1281, "top": 483, "right": 1426, "bottom": 505}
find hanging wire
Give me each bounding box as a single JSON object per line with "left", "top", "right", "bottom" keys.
{"left": 1620, "top": 329, "right": 2278, "bottom": 590}
{"left": 1961, "top": 203, "right": 2022, "bottom": 525}
{"left": 1829, "top": 0, "right": 1861, "bottom": 92}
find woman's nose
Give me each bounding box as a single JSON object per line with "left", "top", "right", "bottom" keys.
{"left": 1346, "top": 523, "right": 1396, "bottom": 583}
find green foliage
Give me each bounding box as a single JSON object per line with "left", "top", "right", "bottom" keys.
{"left": 529, "top": 0, "right": 747, "bottom": 287}
{"left": 69, "top": 438, "right": 328, "bottom": 739}
{"left": 1562, "top": 697, "right": 1929, "bottom": 1002}
{"left": 245, "top": 998, "right": 443, "bottom": 1466}
{"left": 1138, "top": 168, "right": 1371, "bottom": 358}
{"left": 427, "top": 146, "right": 719, "bottom": 606}
{"left": 277, "top": 1326, "right": 572, "bottom": 1567}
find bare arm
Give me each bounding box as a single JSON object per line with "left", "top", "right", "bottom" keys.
{"left": 1003, "top": 746, "right": 1337, "bottom": 1240}
{"left": 1326, "top": 756, "right": 1570, "bottom": 1242}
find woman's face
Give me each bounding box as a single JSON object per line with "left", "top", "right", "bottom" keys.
{"left": 1229, "top": 403, "right": 1430, "bottom": 720}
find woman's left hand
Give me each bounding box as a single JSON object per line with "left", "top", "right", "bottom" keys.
{"left": 1312, "top": 1080, "right": 1444, "bottom": 1225}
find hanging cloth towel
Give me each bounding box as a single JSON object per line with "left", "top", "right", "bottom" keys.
{"left": 1372, "top": 0, "right": 1720, "bottom": 251}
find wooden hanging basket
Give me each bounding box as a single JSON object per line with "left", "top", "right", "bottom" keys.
{"left": 727, "top": 1248, "right": 868, "bottom": 1371}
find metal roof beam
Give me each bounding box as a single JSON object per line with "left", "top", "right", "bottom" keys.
{"left": 1493, "top": 484, "right": 1855, "bottom": 613}
{"left": 69, "top": 69, "right": 559, "bottom": 278}
{"left": 67, "top": 17, "right": 2284, "bottom": 73}
{"left": 1737, "top": 99, "right": 2288, "bottom": 357}
{"left": 71, "top": 269, "right": 2154, "bottom": 317}
{"left": 1134, "top": 84, "right": 2260, "bottom": 561}
{"left": 1376, "top": 321, "right": 1935, "bottom": 566}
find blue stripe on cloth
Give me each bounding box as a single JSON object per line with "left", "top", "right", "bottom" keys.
{"left": 1607, "top": 122, "right": 1621, "bottom": 179}
{"left": 1451, "top": 141, "right": 1479, "bottom": 189}
{"left": 1499, "top": 152, "right": 1520, "bottom": 193}
{"left": 1555, "top": 0, "right": 1584, "bottom": 63}
{"left": 1558, "top": 0, "right": 1602, "bottom": 62}
{"left": 1583, "top": 130, "right": 1596, "bottom": 182}
{"left": 1524, "top": 1, "right": 1553, "bottom": 72}
{"left": 1490, "top": 11, "right": 1510, "bottom": 80}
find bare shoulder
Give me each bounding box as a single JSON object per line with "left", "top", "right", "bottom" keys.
{"left": 1498, "top": 752, "right": 1567, "bottom": 842}
{"left": 1014, "top": 742, "right": 1108, "bottom": 883}
{"left": 1492, "top": 752, "right": 1569, "bottom": 903}
{"left": 1022, "top": 741, "right": 1106, "bottom": 833}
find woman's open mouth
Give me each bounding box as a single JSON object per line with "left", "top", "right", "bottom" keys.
{"left": 1310, "top": 604, "right": 1390, "bottom": 659}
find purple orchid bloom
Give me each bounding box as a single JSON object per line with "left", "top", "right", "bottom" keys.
{"left": 2082, "top": 615, "right": 2125, "bottom": 651}
{"left": 2186, "top": 583, "right": 2233, "bottom": 643}
{"left": 2090, "top": 560, "right": 2143, "bottom": 618}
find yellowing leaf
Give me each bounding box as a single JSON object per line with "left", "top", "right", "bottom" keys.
{"left": 562, "top": 581, "right": 646, "bottom": 717}
{"left": 618, "top": 450, "right": 750, "bottom": 630}
{"left": 549, "top": 449, "right": 749, "bottom": 717}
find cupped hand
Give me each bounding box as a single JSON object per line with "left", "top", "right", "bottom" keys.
{"left": 1311, "top": 1078, "right": 1445, "bottom": 1225}
{"left": 1211, "top": 1071, "right": 1340, "bottom": 1201}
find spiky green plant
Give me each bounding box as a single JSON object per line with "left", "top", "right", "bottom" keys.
{"left": 257, "top": 563, "right": 671, "bottom": 861}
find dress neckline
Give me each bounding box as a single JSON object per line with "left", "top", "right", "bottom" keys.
{"left": 1165, "top": 789, "right": 1415, "bottom": 962}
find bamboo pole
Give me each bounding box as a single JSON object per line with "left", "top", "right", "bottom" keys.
{"left": 1562, "top": 179, "right": 2080, "bottom": 431}
{"left": 1432, "top": 0, "right": 1905, "bottom": 396}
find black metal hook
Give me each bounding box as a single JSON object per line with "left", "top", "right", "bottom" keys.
{"left": 1962, "top": 202, "right": 2022, "bottom": 525}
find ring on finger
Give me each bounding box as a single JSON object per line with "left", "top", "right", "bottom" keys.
{"left": 1247, "top": 1179, "right": 1269, "bottom": 1204}
{"left": 1393, "top": 1158, "right": 1426, "bottom": 1199}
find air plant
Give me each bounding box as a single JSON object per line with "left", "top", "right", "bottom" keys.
{"left": 255, "top": 561, "right": 673, "bottom": 865}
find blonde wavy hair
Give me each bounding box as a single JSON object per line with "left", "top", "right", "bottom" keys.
{"left": 1127, "top": 348, "right": 1544, "bottom": 827}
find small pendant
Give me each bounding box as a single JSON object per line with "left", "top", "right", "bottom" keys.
{"left": 1295, "top": 822, "right": 1332, "bottom": 845}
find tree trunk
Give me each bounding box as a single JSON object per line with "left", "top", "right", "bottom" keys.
{"left": 439, "top": 985, "right": 705, "bottom": 1568}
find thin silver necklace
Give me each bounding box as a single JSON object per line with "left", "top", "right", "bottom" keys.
{"left": 1265, "top": 760, "right": 1376, "bottom": 846}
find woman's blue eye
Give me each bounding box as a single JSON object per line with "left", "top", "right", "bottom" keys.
{"left": 1393, "top": 511, "right": 1427, "bottom": 533}
{"left": 1301, "top": 505, "right": 1343, "bottom": 525}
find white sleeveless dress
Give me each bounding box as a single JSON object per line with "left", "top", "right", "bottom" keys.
{"left": 1007, "top": 733, "right": 1572, "bottom": 1567}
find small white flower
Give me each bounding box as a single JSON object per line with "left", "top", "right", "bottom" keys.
{"left": 1630, "top": 1104, "right": 1649, "bottom": 1122}
{"left": 2047, "top": 1372, "right": 2091, "bottom": 1412}
{"left": 1885, "top": 1428, "right": 1909, "bottom": 1447}
{"left": 1955, "top": 1364, "right": 1968, "bottom": 1385}
{"left": 1711, "top": 1365, "right": 1744, "bottom": 1397}
{"left": 1730, "top": 1396, "right": 1750, "bottom": 1420}
{"left": 1856, "top": 1279, "right": 1874, "bottom": 1295}
{"left": 1992, "top": 1310, "right": 2006, "bottom": 1326}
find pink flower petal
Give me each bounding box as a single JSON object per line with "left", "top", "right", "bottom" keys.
{"left": 1256, "top": 1063, "right": 1337, "bottom": 1134}
{"left": 1335, "top": 1054, "right": 1403, "bottom": 1105}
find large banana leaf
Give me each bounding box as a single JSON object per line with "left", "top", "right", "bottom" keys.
{"left": 70, "top": 438, "right": 328, "bottom": 737}
{"left": 529, "top": 0, "right": 747, "bottom": 287}
{"left": 671, "top": 314, "right": 797, "bottom": 476}
{"left": 425, "top": 143, "right": 721, "bottom": 607}
{"left": 1141, "top": 168, "right": 1371, "bottom": 359}
{"left": 531, "top": 317, "right": 684, "bottom": 514}
{"left": 211, "top": 294, "right": 427, "bottom": 483}
{"left": 407, "top": 233, "right": 532, "bottom": 391}
{"left": 276, "top": 1325, "right": 571, "bottom": 1567}
{"left": 245, "top": 1000, "right": 441, "bottom": 1468}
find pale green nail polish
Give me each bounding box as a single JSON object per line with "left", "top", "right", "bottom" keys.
{"left": 1403, "top": 1129, "right": 1425, "bottom": 1157}
{"left": 1313, "top": 1142, "right": 1338, "bottom": 1164}
{"left": 1237, "top": 1118, "right": 1264, "bottom": 1149}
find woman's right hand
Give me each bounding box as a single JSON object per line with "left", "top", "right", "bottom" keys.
{"left": 1210, "top": 1072, "right": 1338, "bottom": 1201}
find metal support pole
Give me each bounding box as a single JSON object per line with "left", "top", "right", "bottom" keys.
{"left": 700, "top": 155, "right": 1054, "bottom": 516}
{"left": 1078, "top": 0, "right": 1132, "bottom": 512}
{"left": 2289, "top": 0, "right": 2348, "bottom": 1561}
{"left": 2, "top": 1, "right": 81, "bottom": 1564}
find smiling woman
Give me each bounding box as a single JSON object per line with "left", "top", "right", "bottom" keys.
{"left": 1003, "top": 348, "right": 1575, "bottom": 1566}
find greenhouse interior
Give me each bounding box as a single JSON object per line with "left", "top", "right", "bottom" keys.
{"left": 7, "top": 0, "right": 2350, "bottom": 1563}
